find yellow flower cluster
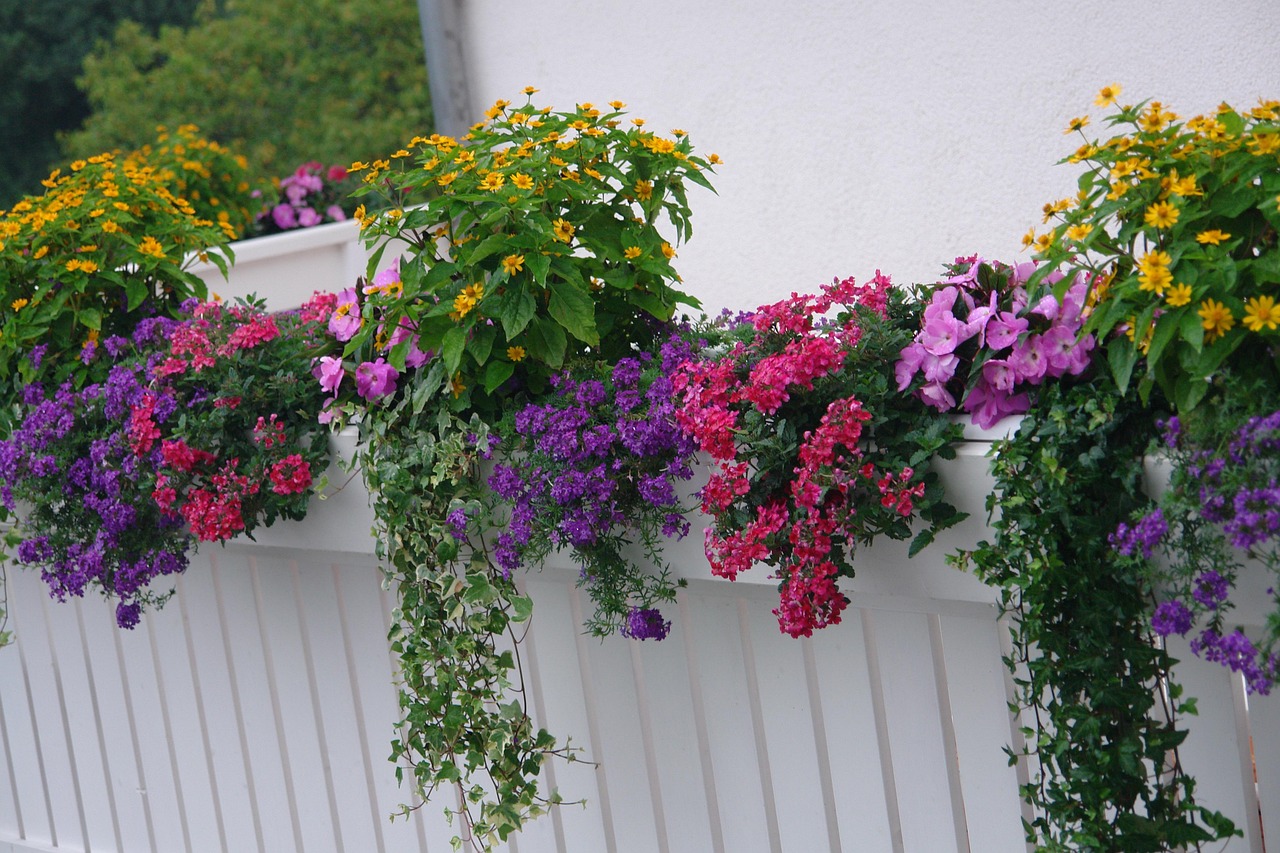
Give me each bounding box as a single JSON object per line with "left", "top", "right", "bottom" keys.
{"left": 452, "top": 282, "right": 485, "bottom": 319}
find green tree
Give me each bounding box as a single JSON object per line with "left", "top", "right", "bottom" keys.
{"left": 0, "top": 0, "right": 201, "bottom": 207}
{"left": 61, "top": 0, "right": 433, "bottom": 188}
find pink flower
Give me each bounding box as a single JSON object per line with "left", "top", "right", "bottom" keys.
{"left": 328, "top": 288, "right": 361, "bottom": 341}
{"left": 312, "top": 355, "right": 345, "bottom": 393}
{"left": 918, "top": 380, "right": 957, "bottom": 412}
{"left": 269, "top": 455, "right": 312, "bottom": 495}
{"left": 297, "top": 207, "right": 321, "bottom": 228}
{"left": 985, "top": 312, "right": 1028, "bottom": 350}
{"left": 271, "top": 203, "right": 298, "bottom": 229}
{"left": 327, "top": 165, "right": 348, "bottom": 182}
{"left": 354, "top": 359, "right": 399, "bottom": 400}
{"left": 326, "top": 205, "right": 346, "bottom": 222}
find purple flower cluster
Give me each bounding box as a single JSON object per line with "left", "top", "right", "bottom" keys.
{"left": 895, "top": 258, "right": 1095, "bottom": 429}
{"left": 1151, "top": 600, "right": 1193, "bottom": 637}
{"left": 0, "top": 327, "right": 192, "bottom": 627}
{"left": 489, "top": 337, "right": 699, "bottom": 638}
{"left": 1192, "top": 628, "right": 1280, "bottom": 695}
{"left": 1109, "top": 508, "right": 1168, "bottom": 559}
{"left": 620, "top": 607, "right": 672, "bottom": 641}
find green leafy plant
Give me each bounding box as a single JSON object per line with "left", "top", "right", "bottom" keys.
{"left": 952, "top": 381, "right": 1236, "bottom": 850}
{"left": 1033, "top": 88, "right": 1280, "bottom": 412}
{"left": 312, "top": 94, "right": 717, "bottom": 849}
{"left": 0, "top": 128, "right": 245, "bottom": 408}
{"left": 345, "top": 90, "right": 718, "bottom": 411}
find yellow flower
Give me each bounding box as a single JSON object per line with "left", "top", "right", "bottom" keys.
{"left": 512, "top": 174, "right": 534, "bottom": 190}
{"left": 522, "top": 86, "right": 538, "bottom": 95}
{"left": 552, "top": 219, "right": 575, "bottom": 243}
{"left": 608, "top": 100, "right": 625, "bottom": 110}
{"left": 1143, "top": 201, "right": 1179, "bottom": 229}
{"left": 33, "top": 246, "right": 48, "bottom": 259}
{"left": 1196, "top": 229, "right": 1231, "bottom": 246}
{"left": 348, "top": 161, "right": 369, "bottom": 172}
{"left": 1138, "top": 266, "right": 1172, "bottom": 295}
{"left": 623, "top": 246, "right": 642, "bottom": 260}
{"left": 78, "top": 260, "right": 99, "bottom": 274}
{"left": 1094, "top": 84, "right": 1122, "bottom": 107}
{"left": 1198, "top": 298, "right": 1235, "bottom": 341}
{"left": 11, "top": 298, "right": 28, "bottom": 311}
{"left": 479, "top": 172, "right": 506, "bottom": 192}
{"left": 632, "top": 118, "right": 646, "bottom": 127}
{"left": 100, "top": 220, "right": 120, "bottom": 234}
{"left": 507, "top": 345, "right": 526, "bottom": 362}
{"left": 1065, "top": 223, "right": 1094, "bottom": 242}
{"left": 1065, "top": 115, "right": 1090, "bottom": 134}
{"left": 502, "top": 254, "right": 525, "bottom": 275}
{"left": 1244, "top": 295, "right": 1280, "bottom": 332}
{"left": 1138, "top": 249, "right": 1172, "bottom": 274}
{"left": 138, "top": 236, "right": 165, "bottom": 258}
{"left": 450, "top": 372, "right": 466, "bottom": 397}
{"left": 1033, "top": 232, "right": 1054, "bottom": 253}
{"left": 1165, "top": 283, "right": 1193, "bottom": 307}
{"left": 661, "top": 242, "right": 676, "bottom": 260}
{"left": 634, "top": 179, "right": 653, "bottom": 201}
{"left": 1138, "top": 102, "right": 1178, "bottom": 133}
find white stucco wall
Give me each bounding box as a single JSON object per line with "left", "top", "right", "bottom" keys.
{"left": 454, "top": 0, "right": 1280, "bottom": 311}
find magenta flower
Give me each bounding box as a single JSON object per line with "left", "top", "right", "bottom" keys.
{"left": 271, "top": 203, "right": 298, "bottom": 229}
{"left": 985, "top": 311, "right": 1028, "bottom": 350}
{"left": 328, "top": 288, "right": 361, "bottom": 341}
{"left": 326, "top": 205, "right": 346, "bottom": 222}
{"left": 312, "top": 355, "right": 345, "bottom": 393}
{"left": 355, "top": 359, "right": 399, "bottom": 400}
{"left": 297, "top": 207, "right": 321, "bottom": 228}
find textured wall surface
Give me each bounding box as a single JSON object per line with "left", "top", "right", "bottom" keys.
{"left": 454, "top": 0, "right": 1280, "bottom": 310}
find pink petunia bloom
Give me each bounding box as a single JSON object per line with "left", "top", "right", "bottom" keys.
{"left": 312, "top": 355, "right": 345, "bottom": 394}
{"left": 354, "top": 359, "right": 399, "bottom": 400}
{"left": 297, "top": 207, "right": 321, "bottom": 228}
{"left": 326, "top": 205, "right": 346, "bottom": 222}
{"left": 918, "top": 380, "right": 957, "bottom": 412}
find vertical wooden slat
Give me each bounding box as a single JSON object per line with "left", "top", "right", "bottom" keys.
{"left": 927, "top": 614, "right": 972, "bottom": 852}
{"left": 626, "top": 641, "right": 671, "bottom": 853}
{"left": 736, "top": 598, "right": 782, "bottom": 853}
{"left": 72, "top": 599, "right": 125, "bottom": 853}
{"left": 247, "top": 557, "right": 305, "bottom": 853}
{"left": 567, "top": 586, "right": 620, "bottom": 853}
{"left": 675, "top": 590, "right": 726, "bottom": 853}
{"left": 170, "top": 574, "right": 222, "bottom": 851}
{"left": 107, "top": 617, "right": 159, "bottom": 853}
{"left": 861, "top": 608, "right": 905, "bottom": 853}
{"left": 37, "top": 593, "right": 90, "bottom": 850}
{"left": 801, "top": 638, "right": 842, "bottom": 852}
{"left": 333, "top": 564, "right": 388, "bottom": 853}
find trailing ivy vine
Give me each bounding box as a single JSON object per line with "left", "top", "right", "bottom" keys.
{"left": 954, "top": 381, "right": 1237, "bottom": 850}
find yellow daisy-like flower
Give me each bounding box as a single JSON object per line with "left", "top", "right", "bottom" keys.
{"left": 708, "top": 153, "right": 723, "bottom": 165}
{"left": 450, "top": 372, "right": 466, "bottom": 398}
{"left": 1196, "top": 229, "right": 1231, "bottom": 246}
{"left": 552, "top": 218, "right": 575, "bottom": 243}
{"left": 623, "top": 246, "right": 642, "bottom": 260}
{"left": 661, "top": 242, "right": 676, "bottom": 260}
{"left": 101, "top": 220, "right": 120, "bottom": 234}
{"left": 1138, "top": 266, "right": 1172, "bottom": 295}
{"left": 11, "top": 298, "right": 28, "bottom": 311}
{"left": 1165, "top": 283, "right": 1193, "bottom": 307}
{"left": 1095, "top": 84, "right": 1122, "bottom": 107}
{"left": 33, "top": 246, "right": 48, "bottom": 259}
{"left": 502, "top": 254, "right": 525, "bottom": 275}
{"left": 138, "top": 236, "right": 165, "bottom": 258}
{"left": 507, "top": 345, "right": 526, "bottom": 362}
{"left": 78, "top": 260, "right": 99, "bottom": 274}
{"left": 1244, "top": 295, "right": 1280, "bottom": 332}
{"left": 634, "top": 179, "right": 653, "bottom": 201}
{"left": 1138, "top": 249, "right": 1172, "bottom": 275}
{"left": 523, "top": 86, "right": 538, "bottom": 95}
{"left": 1198, "top": 298, "right": 1235, "bottom": 341}
{"left": 1065, "top": 115, "right": 1090, "bottom": 134}
{"left": 511, "top": 174, "right": 534, "bottom": 190}
{"left": 437, "top": 172, "right": 458, "bottom": 187}
{"left": 1033, "top": 232, "right": 1054, "bottom": 253}
{"left": 479, "top": 172, "right": 506, "bottom": 192}
{"left": 1065, "top": 223, "right": 1094, "bottom": 242}
{"left": 608, "top": 100, "right": 625, "bottom": 110}
{"left": 1021, "top": 228, "right": 1037, "bottom": 248}
{"left": 1143, "top": 201, "right": 1179, "bottom": 229}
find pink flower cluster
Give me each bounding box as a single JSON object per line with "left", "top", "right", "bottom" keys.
{"left": 314, "top": 265, "right": 436, "bottom": 413}
{"left": 260, "top": 162, "right": 349, "bottom": 231}
{"left": 895, "top": 258, "right": 1094, "bottom": 429}
{"left": 676, "top": 273, "right": 923, "bottom": 638}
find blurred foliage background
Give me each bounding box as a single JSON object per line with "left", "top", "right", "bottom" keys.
{"left": 1, "top": 0, "right": 433, "bottom": 208}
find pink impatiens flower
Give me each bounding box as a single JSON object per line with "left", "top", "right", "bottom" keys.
{"left": 312, "top": 355, "right": 345, "bottom": 394}
{"left": 328, "top": 288, "right": 361, "bottom": 341}
{"left": 354, "top": 359, "right": 399, "bottom": 401}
